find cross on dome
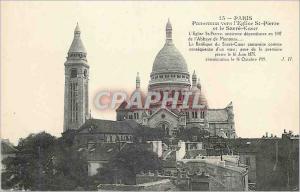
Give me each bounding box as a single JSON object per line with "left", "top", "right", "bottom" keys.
{"left": 166, "top": 18, "right": 173, "bottom": 44}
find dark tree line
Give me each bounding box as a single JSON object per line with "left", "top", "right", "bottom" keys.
{"left": 2, "top": 131, "right": 163, "bottom": 190}
{"left": 91, "top": 144, "right": 163, "bottom": 185}
{"left": 1, "top": 131, "right": 89, "bottom": 190}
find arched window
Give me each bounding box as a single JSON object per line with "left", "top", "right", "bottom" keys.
{"left": 134, "top": 113, "right": 139, "bottom": 119}
{"left": 171, "top": 90, "right": 175, "bottom": 97}
{"left": 166, "top": 127, "right": 170, "bottom": 135}
{"left": 201, "top": 111, "right": 205, "bottom": 119}
{"left": 161, "top": 124, "right": 170, "bottom": 136}
{"left": 70, "top": 68, "right": 77, "bottom": 78}
{"left": 192, "top": 111, "right": 198, "bottom": 118}
{"left": 186, "top": 112, "right": 189, "bottom": 118}
{"left": 84, "top": 69, "right": 87, "bottom": 78}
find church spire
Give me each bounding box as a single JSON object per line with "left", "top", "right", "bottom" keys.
{"left": 74, "top": 22, "right": 81, "bottom": 37}
{"left": 64, "top": 23, "right": 89, "bottom": 132}
{"left": 192, "top": 70, "right": 197, "bottom": 87}
{"left": 136, "top": 72, "right": 140, "bottom": 89}
{"left": 166, "top": 18, "right": 172, "bottom": 44}
{"left": 68, "top": 22, "right": 87, "bottom": 57}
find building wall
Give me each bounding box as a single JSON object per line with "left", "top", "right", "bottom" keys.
{"left": 117, "top": 107, "right": 235, "bottom": 139}
{"left": 141, "top": 179, "right": 177, "bottom": 191}
{"left": 88, "top": 161, "right": 105, "bottom": 176}
{"left": 136, "top": 174, "right": 172, "bottom": 184}
{"left": 75, "top": 133, "right": 133, "bottom": 146}
{"left": 256, "top": 136, "right": 299, "bottom": 191}
{"left": 228, "top": 134, "right": 299, "bottom": 191}
{"left": 186, "top": 142, "right": 203, "bottom": 150}
{"left": 239, "top": 154, "right": 256, "bottom": 183}
{"left": 147, "top": 110, "right": 179, "bottom": 136}
{"left": 147, "top": 141, "right": 163, "bottom": 158}
{"left": 182, "top": 161, "right": 248, "bottom": 191}
{"left": 97, "top": 179, "right": 176, "bottom": 191}
{"left": 176, "top": 141, "right": 186, "bottom": 161}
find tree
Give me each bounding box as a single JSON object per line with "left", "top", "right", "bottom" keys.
{"left": 178, "top": 127, "right": 210, "bottom": 141}
{"left": 133, "top": 126, "right": 164, "bottom": 142}
{"left": 1, "top": 131, "right": 89, "bottom": 190}
{"left": 2, "top": 132, "right": 56, "bottom": 190}
{"left": 93, "top": 144, "right": 162, "bottom": 185}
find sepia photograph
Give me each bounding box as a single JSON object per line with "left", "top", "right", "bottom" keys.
{"left": 1, "top": 1, "right": 299, "bottom": 191}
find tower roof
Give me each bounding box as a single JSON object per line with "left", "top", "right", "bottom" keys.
{"left": 68, "top": 23, "right": 87, "bottom": 54}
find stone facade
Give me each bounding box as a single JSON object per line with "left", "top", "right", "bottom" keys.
{"left": 97, "top": 179, "right": 177, "bottom": 191}
{"left": 179, "top": 159, "right": 248, "bottom": 191}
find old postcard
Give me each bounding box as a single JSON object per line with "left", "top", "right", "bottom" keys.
{"left": 1, "top": 1, "right": 299, "bottom": 191}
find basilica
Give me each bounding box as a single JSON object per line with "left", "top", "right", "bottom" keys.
{"left": 116, "top": 19, "right": 236, "bottom": 139}
{"left": 63, "top": 20, "right": 237, "bottom": 140}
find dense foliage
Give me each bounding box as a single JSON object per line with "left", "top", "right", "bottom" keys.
{"left": 178, "top": 127, "right": 211, "bottom": 141}
{"left": 92, "top": 144, "right": 162, "bottom": 185}
{"left": 2, "top": 131, "right": 163, "bottom": 190}
{"left": 1, "top": 131, "right": 89, "bottom": 190}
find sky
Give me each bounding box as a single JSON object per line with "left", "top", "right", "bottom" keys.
{"left": 1, "top": 1, "right": 299, "bottom": 144}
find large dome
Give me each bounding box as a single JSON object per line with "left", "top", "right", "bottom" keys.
{"left": 152, "top": 43, "right": 188, "bottom": 73}
{"left": 148, "top": 19, "right": 191, "bottom": 90}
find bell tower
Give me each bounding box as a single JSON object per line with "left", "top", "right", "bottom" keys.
{"left": 63, "top": 23, "right": 89, "bottom": 132}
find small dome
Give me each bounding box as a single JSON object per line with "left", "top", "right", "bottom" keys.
{"left": 191, "top": 85, "right": 199, "bottom": 93}
{"left": 127, "top": 88, "right": 146, "bottom": 110}
{"left": 152, "top": 43, "right": 188, "bottom": 73}
{"left": 190, "top": 88, "right": 208, "bottom": 107}
{"left": 199, "top": 91, "right": 208, "bottom": 106}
